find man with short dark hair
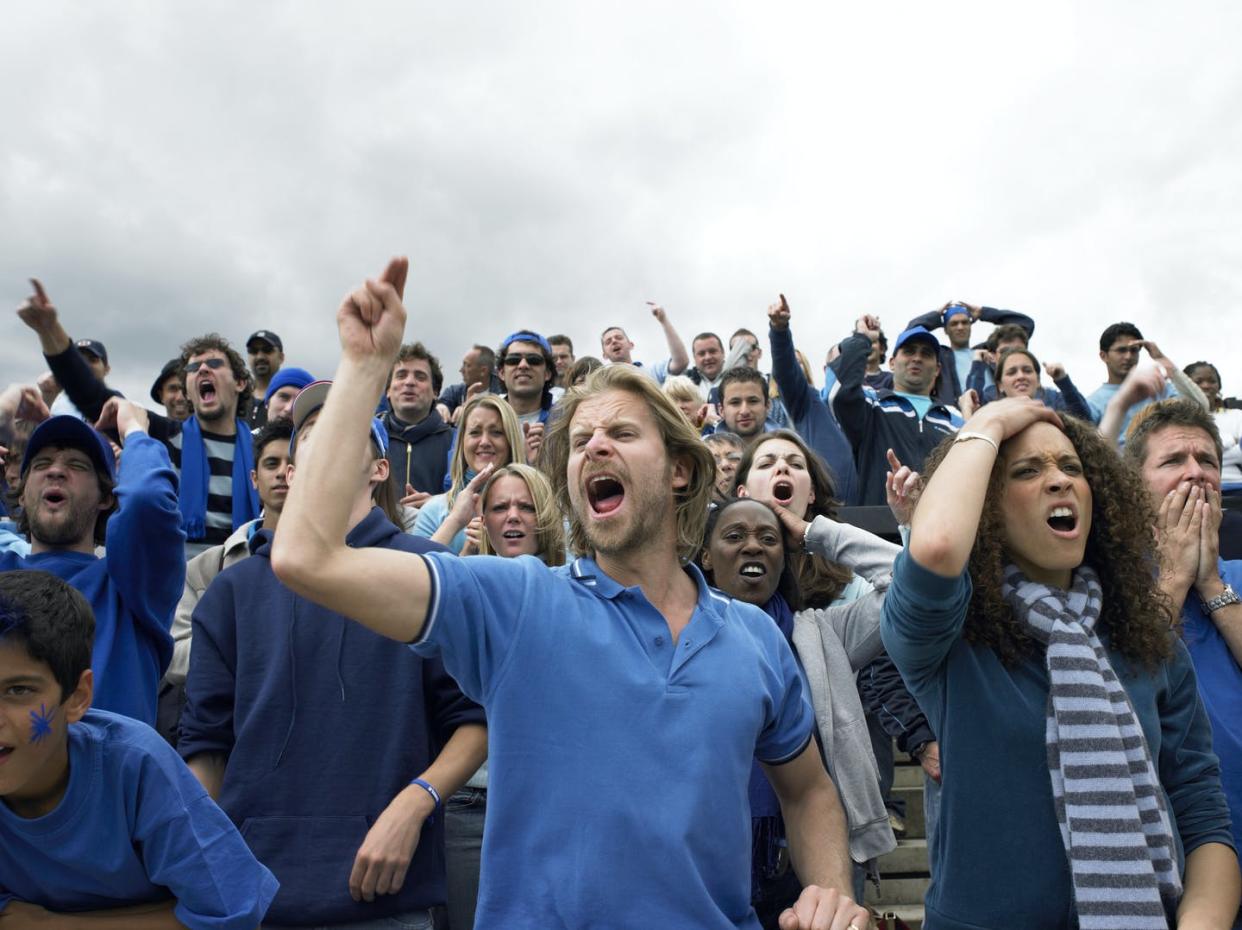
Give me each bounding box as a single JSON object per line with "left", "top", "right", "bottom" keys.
{"left": 498, "top": 329, "right": 556, "bottom": 426}
{"left": 833, "top": 317, "right": 962, "bottom": 505}
{"left": 244, "top": 330, "right": 285, "bottom": 428}
{"left": 382, "top": 342, "right": 454, "bottom": 509}
{"left": 599, "top": 303, "right": 689, "bottom": 383}
{"left": 1125, "top": 398, "right": 1242, "bottom": 871}
{"left": 549, "top": 334, "right": 576, "bottom": 389}
{"left": 20, "top": 281, "right": 261, "bottom": 558}
{"left": 437, "top": 345, "right": 503, "bottom": 423}
{"left": 717, "top": 367, "right": 774, "bottom": 440}
{"left": 687, "top": 332, "right": 726, "bottom": 400}
{"left": 272, "top": 257, "right": 869, "bottom": 930}
{"left": 0, "top": 393, "right": 183, "bottom": 726}
{"left": 1090, "top": 322, "right": 1206, "bottom": 442}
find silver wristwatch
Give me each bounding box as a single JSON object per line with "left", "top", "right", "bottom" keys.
{"left": 1202, "top": 584, "right": 1241, "bottom": 614}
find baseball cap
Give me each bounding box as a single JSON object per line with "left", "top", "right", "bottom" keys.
{"left": 892, "top": 326, "right": 941, "bottom": 354}
{"left": 75, "top": 339, "right": 108, "bottom": 365}
{"left": 21, "top": 415, "right": 117, "bottom": 481}
{"left": 246, "top": 330, "right": 283, "bottom": 352}
{"left": 499, "top": 330, "right": 553, "bottom": 357}
{"left": 289, "top": 381, "right": 387, "bottom": 458}
{"left": 149, "top": 358, "right": 183, "bottom": 404}
{"left": 264, "top": 366, "right": 315, "bottom": 403}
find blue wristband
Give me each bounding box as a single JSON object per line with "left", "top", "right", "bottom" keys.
{"left": 410, "top": 778, "right": 442, "bottom": 820}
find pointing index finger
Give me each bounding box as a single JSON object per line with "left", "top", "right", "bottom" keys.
{"left": 29, "top": 278, "right": 49, "bottom": 305}
{"left": 380, "top": 257, "right": 408, "bottom": 300}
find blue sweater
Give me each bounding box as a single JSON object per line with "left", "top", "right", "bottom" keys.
{"left": 0, "top": 710, "right": 277, "bottom": 927}
{"left": 768, "top": 324, "right": 860, "bottom": 505}
{"left": 881, "top": 551, "right": 1233, "bottom": 930}
{"left": 179, "top": 507, "right": 485, "bottom": 925}
{"left": 0, "top": 433, "right": 182, "bottom": 724}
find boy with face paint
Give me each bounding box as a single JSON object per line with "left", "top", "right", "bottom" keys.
{"left": 0, "top": 571, "right": 278, "bottom": 926}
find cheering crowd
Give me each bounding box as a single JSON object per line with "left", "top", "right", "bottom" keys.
{"left": 1, "top": 262, "right": 1240, "bottom": 929}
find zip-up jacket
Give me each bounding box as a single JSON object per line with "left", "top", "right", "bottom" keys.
{"left": 857, "top": 651, "right": 935, "bottom": 756}
{"left": 381, "top": 408, "right": 455, "bottom": 498}
{"left": 831, "top": 333, "right": 962, "bottom": 506}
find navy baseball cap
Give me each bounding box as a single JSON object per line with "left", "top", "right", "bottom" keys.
{"left": 264, "top": 366, "right": 315, "bottom": 403}
{"left": 246, "top": 330, "right": 283, "bottom": 352}
{"left": 289, "top": 381, "right": 388, "bottom": 459}
{"left": 892, "top": 326, "right": 941, "bottom": 354}
{"left": 76, "top": 339, "right": 108, "bottom": 365}
{"left": 21, "top": 415, "right": 117, "bottom": 481}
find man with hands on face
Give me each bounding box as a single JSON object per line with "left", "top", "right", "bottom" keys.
{"left": 0, "top": 392, "right": 183, "bottom": 726}
{"left": 179, "top": 379, "right": 485, "bottom": 928}
{"left": 271, "top": 257, "right": 872, "bottom": 930}
{"left": 1126, "top": 399, "right": 1242, "bottom": 888}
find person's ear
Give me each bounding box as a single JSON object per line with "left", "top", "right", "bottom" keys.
{"left": 371, "top": 456, "right": 390, "bottom": 486}
{"left": 251, "top": 469, "right": 260, "bottom": 491}
{"left": 63, "top": 669, "right": 94, "bottom": 725}
{"left": 736, "top": 483, "right": 750, "bottom": 499}
{"left": 670, "top": 454, "right": 691, "bottom": 492}
{"left": 699, "top": 547, "right": 714, "bottom": 572}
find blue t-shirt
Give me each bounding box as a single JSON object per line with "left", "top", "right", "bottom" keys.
{"left": 412, "top": 553, "right": 814, "bottom": 929}
{"left": 1087, "top": 381, "right": 1178, "bottom": 442}
{"left": 0, "top": 710, "right": 277, "bottom": 927}
{"left": 894, "top": 391, "right": 934, "bottom": 420}
{"left": 1181, "top": 559, "right": 1242, "bottom": 858}
{"left": 952, "top": 348, "right": 973, "bottom": 393}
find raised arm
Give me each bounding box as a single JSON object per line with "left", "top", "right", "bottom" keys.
{"left": 648, "top": 302, "right": 689, "bottom": 375}
{"left": 1098, "top": 365, "right": 1167, "bottom": 447}
{"left": 1143, "top": 341, "right": 1209, "bottom": 410}
{"left": 271, "top": 258, "right": 432, "bottom": 642}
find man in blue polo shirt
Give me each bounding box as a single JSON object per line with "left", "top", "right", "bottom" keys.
{"left": 272, "top": 258, "right": 869, "bottom": 930}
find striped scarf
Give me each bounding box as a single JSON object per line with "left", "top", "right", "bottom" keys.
{"left": 1002, "top": 563, "right": 1181, "bottom": 930}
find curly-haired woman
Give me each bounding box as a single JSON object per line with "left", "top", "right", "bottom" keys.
{"left": 882, "top": 397, "right": 1239, "bottom": 929}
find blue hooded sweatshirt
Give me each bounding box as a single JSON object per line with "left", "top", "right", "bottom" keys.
{"left": 179, "top": 507, "right": 485, "bottom": 926}
{"left": 0, "top": 433, "right": 182, "bottom": 724}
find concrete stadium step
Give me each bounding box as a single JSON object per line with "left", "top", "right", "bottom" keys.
{"left": 879, "top": 838, "right": 927, "bottom": 873}
{"left": 891, "top": 783, "right": 925, "bottom": 838}
{"left": 893, "top": 761, "right": 924, "bottom": 789}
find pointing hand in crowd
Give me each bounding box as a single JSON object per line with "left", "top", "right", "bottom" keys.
{"left": 647, "top": 301, "right": 668, "bottom": 324}
{"left": 94, "top": 396, "right": 150, "bottom": 443}
{"left": 16, "top": 278, "right": 59, "bottom": 333}
{"left": 885, "top": 449, "right": 921, "bottom": 527}
{"left": 768, "top": 294, "right": 791, "bottom": 331}
{"left": 337, "top": 257, "right": 409, "bottom": 367}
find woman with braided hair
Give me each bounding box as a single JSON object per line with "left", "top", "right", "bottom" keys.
{"left": 882, "top": 396, "right": 1239, "bottom": 930}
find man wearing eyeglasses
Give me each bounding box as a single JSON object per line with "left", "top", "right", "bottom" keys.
{"left": 1087, "top": 322, "right": 1208, "bottom": 442}
{"left": 19, "top": 280, "right": 260, "bottom": 558}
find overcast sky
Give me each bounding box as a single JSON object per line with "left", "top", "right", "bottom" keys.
{"left": 3, "top": 2, "right": 1240, "bottom": 408}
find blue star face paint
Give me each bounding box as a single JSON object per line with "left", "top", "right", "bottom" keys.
{"left": 29, "top": 703, "right": 55, "bottom": 744}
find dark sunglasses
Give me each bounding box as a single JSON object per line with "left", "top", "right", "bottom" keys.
{"left": 185, "top": 358, "right": 228, "bottom": 374}
{"left": 503, "top": 353, "right": 546, "bottom": 368}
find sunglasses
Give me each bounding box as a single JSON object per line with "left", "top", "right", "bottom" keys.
{"left": 503, "top": 353, "right": 546, "bottom": 368}
{"left": 185, "top": 358, "right": 228, "bottom": 374}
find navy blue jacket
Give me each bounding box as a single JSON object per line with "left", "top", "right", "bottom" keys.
{"left": 831, "top": 334, "right": 962, "bottom": 506}
{"left": 179, "top": 508, "right": 484, "bottom": 925}
{"left": 768, "top": 324, "right": 859, "bottom": 505}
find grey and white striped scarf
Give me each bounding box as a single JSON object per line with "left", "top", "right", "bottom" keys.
{"left": 1002, "top": 563, "right": 1181, "bottom": 930}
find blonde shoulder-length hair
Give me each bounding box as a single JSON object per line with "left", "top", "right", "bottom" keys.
{"left": 477, "top": 463, "right": 566, "bottom": 566}
{"left": 449, "top": 394, "right": 526, "bottom": 501}
{"left": 541, "top": 364, "right": 715, "bottom": 564}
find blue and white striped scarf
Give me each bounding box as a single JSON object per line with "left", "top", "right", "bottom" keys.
{"left": 1003, "top": 563, "right": 1181, "bottom": 930}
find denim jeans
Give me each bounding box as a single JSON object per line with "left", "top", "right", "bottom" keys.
{"left": 264, "top": 909, "right": 433, "bottom": 930}
{"left": 444, "top": 787, "right": 486, "bottom": 930}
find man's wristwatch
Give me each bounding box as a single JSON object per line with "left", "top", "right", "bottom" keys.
{"left": 1202, "top": 584, "right": 1240, "bottom": 615}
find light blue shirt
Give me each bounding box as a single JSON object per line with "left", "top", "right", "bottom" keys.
{"left": 895, "top": 391, "right": 934, "bottom": 420}
{"left": 412, "top": 553, "right": 814, "bottom": 929}
{"left": 1087, "top": 381, "right": 1178, "bottom": 443}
